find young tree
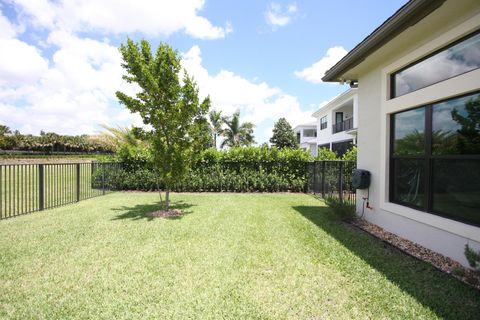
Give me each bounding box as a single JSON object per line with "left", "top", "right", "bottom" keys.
{"left": 209, "top": 110, "right": 223, "bottom": 149}
{"left": 116, "top": 39, "right": 210, "bottom": 210}
{"left": 220, "top": 111, "right": 255, "bottom": 148}
{"left": 269, "top": 117, "right": 298, "bottom": 149}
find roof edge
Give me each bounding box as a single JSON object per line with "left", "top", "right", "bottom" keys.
{"left": 312, "top": 88, "right": 357, "bottom": 118}
{"left": 322, "top": 0, "right": 447, "bottom": 82}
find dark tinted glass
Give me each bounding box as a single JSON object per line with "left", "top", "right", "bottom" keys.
{"left": 392, "top": 159, "right": 425, "bottom": 208}
{"left": 432, "top": 92, "right": 480, "bottom": 155}
{"left": 392, "top": 32, "right": 480, "bottom": 97}
{"left": 432, "top": 159, "right": 480, "bottom": 226}
{"left": 320, "top": 116, "right": 327, "bottom": 130}
{"left": 393, "top": 108, "right": 425, "bottom": 156}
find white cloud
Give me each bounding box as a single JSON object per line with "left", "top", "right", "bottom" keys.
{"left": 0, "top": 38, "right": 49, "bottom": 85}
{"left": 181, "top": 46, "right": 315, "bottom": 142}
{"left": 0, "top": 11, "right": 47, "bottom": 85}
{"left": 295, "top": 46, "right": 348, "bottom": 83}
{"left": 0, "top": 31, "right": 139, "bottom": 135}
{"left": 0, "top": 10, "right": 19, "bottom": 38}
{"left": 13, "top": 0, "right": 231, "bottom": 39}
{"left": 265, "top": 2, "right": 298, "bottom": 28}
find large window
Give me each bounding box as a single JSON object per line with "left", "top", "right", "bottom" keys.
{"left": 391, "top": 30, "right": 480, "bottom": 98}
{"left": 390, "top": 91, "right": 480, "bottom": 226}
{"left": 320, "top": 116, "right": 327, "bottom": 130}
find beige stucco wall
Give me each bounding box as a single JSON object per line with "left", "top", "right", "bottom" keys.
{"left": 355, "top": 1, "right": 480, "bottom": 267}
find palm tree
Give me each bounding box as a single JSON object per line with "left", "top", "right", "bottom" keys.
{"left": 99, "top": 125, "right": 143, "bottom": 149}
{"left": 220, "top": 111, "right": 255, "bottom": 148}
{"left": 209, "top": 110, "right": 223, "bottom": 149}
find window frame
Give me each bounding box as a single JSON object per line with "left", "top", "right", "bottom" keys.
{"left": 390, "top": 29, "right": 480, "bottom": 99}
{"left": 389, "top": 91, "right": 480, "bottom": 227}
{"left": 320, "top": 116, "right": 327, "bottom": 130}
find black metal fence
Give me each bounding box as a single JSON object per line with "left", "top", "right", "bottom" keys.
{"left": 307, "top": 160, "right": 357, "bottom": 206}
{"left": 0, "top": 162, "right": 120, "bottom": 219}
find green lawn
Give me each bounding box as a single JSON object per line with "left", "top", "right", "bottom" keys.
{"left": 0, "top": 163, "right": 108, "bottom": 218}
{"left": 0, "top": 192, "right": 478, "bottom": 319}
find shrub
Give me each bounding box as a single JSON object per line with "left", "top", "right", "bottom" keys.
{"left": 315, "top": 147, "right": 338, "bottom": 160}
{"left": 324, "top": 196, "right": 356, "bottom": 221}
{"left": 106, "top": 146, "right": 311, "bottom": 192}
{"left": 342, "top": 146, "right": 357, "bottom": 162}
{"left": 464, "top": 244, "right": 480, "bottom": 273}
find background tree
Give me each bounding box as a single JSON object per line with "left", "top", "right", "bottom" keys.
{"left": 99, "top": 125, "right": 143, "bottom": 149}
{"left": 451, "top": 96, "right": 480, "bottom": 154}
{"left": 209, "top": 109, "right": 223, "bottom": 149}
{"left": 269, "top": 117, "right": 297, "bottom": 149}
{"left": 116, "top": 39, "right": 210, "bottom": 210}
{"left": 220, "top": 111, "right": 255, "bottom": 148}
{"left": 0, "top": 125, "right": 13, "bottom": 149}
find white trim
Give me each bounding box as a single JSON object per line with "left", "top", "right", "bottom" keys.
{"left": 312, "top": 88, "right": 357, "bottom": 117}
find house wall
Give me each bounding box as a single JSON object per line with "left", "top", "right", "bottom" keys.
{"left": 355, "top": 2, "right": 480, "bottom": 266}
{"left": 315, "top": 98, "right": 356, "bottom": 148}
{"left": 295, "top": 126, "right": 317, "bottom": 144}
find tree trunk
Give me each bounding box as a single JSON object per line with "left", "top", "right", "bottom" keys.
{"left": 165, "top": 189, "right": 170, "bottom": 210}
{"left": 156, "top": 176, "right": 163, "bottom": 205}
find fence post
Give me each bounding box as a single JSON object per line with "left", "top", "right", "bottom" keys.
{"left": 0, "top": 166, "right": 2, "bottom": 218}
{"left": 76, "top": 163, "right": 80, "bottom": 202}
{"left": 312, "top": 162, "right": 316, "bottom": 193}
{"left": 102, "top": 163, "right": 106, "bottom": 195}
{"left": 39, "top": 164, "right": 44, "bottom": 211}
{"left": 338, "top": 162, "right": 343, "bottom": 203}
{"left": 321, "top": 161, "right": 326, "bottom": 198}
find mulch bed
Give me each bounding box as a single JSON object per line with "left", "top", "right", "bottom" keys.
{"left": 146, "top": 209, "right": 183, "bottom": 218}
{"left": 351, "top": 218, "right": 480, "bottom": 290}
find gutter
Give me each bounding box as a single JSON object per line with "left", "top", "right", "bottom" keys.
{"left": 322, "top": 0, "right": 447, "bottom": 82}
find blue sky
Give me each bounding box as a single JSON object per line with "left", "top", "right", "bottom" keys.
{"left": 0, "top": 0, "right": 407, "bottom": 144}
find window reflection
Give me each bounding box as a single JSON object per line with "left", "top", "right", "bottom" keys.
{"left": 391, "top": 91, "right": 480, "bottom": 227}
{"left": 393, "top": 32, "right": 480, "bottom": 97}
{"left": 393, "top": 159, "right": 425, "bottom": 208}
{"left": 433, "top": 92, "right": 480, "bottom": 155}
{"left": 433, "top": 159, "right": 480, "bottom": 225}
{"left": 393, "top": 108, "right": 425, "bottom": 156}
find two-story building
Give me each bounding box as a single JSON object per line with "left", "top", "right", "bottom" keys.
{"left": 294, "top": 88, "right": 358, "bottom": 157}
{"left": 312, "top": 88, "right": 358, "bottom": 156}
{"left": 293, "top": 122, "right": 317, "bottom": 156}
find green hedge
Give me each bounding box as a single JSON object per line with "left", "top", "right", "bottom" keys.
{"left": 107, "top": 147, "right": 310, "bottom": 192}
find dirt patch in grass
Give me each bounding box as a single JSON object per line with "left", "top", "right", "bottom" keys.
{"left": 146, "top": 209, "right": 183, "bottom": 218}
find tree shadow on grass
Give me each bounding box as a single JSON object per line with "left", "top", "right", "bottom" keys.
{"left": 292, "top": 205, "right": 480, "bottom": 319}
{"left": 112, "top": 201, "right": 195, "bottom": 221}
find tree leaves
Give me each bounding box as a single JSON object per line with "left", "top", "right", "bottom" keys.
{"left": 269, "top": 117, "right": 297, "bottom": 149}
{"left": 116, "top": 39, "right": 210, "bottom": 206}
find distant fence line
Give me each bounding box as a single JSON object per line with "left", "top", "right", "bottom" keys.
{"left": 0, "top": 162, "right": 120, "bottom": 219}
{"left": 0, "top": 160, "right": 356, "bottom": 220}
{"left": 0, "top": 150, "right": 113, "bottom": 156}
{"left": 307, "top": 160, "right": 357, "bottom": 207}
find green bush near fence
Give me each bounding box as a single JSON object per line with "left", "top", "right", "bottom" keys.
{"left": 107, "top": 146, "right": 311, "bottom": 192}
{"left": 324, "top": 196, "right": 356, "bottom": 221}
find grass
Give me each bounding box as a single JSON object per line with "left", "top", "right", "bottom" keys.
{"left": 0, "top": 192, "right": 478, "bottom": 319}
{"left": 0, "top": 163, "right": 108, "bottom": 218}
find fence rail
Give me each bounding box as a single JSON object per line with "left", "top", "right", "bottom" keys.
{"left": 332, "top": 118, "right": 354, "bottom": 134}
{"left": 0, "top": 162, "right": 120, "bottom": 219}
{"left": 307, "top": 160, "right": 356, "bottom": 206}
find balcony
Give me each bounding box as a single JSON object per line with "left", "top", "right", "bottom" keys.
{"left": 332, "top": 118, "right": 353, "bottom": 134}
